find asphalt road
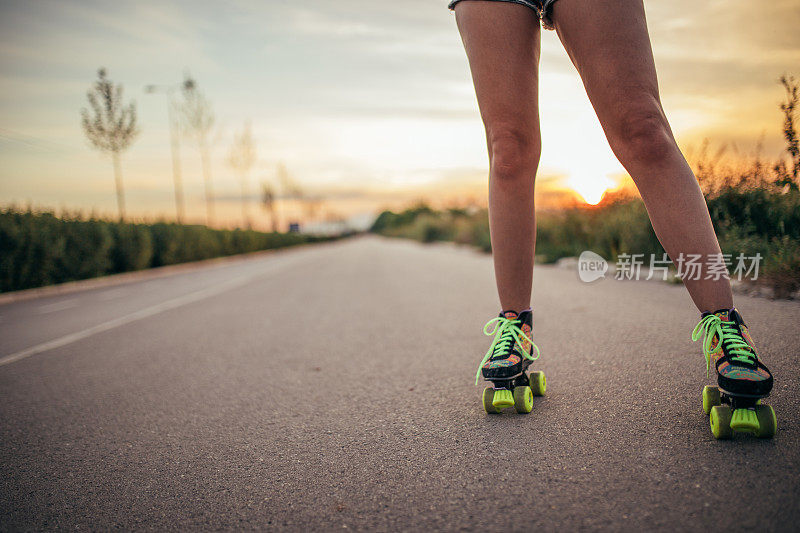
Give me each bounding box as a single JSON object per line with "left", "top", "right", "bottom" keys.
{"left": 1, "top": 236, "right": 799, "bottom": 531}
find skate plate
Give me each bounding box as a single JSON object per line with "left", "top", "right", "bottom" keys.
{"left": 702, "top": 385, "right": 776, "bottom": 439}
{"left": 481, "top": 371, "right": 546, "bottom": 414}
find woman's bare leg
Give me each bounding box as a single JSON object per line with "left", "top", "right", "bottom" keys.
{"left": 551, "top": 0, "right": 733, "bottom": 312}
{"left": 454, "top": 1, "right": 542, "bottom": 312}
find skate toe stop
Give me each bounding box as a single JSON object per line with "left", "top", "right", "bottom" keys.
{"left": 491, "top": 389, "right": 514, "bottom": 409}
{"left": 730, "top": 408, "right": 760, "bottom": 434}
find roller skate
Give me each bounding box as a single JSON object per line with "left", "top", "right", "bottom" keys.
{"left": 476, "top": 309, "right": 545, "bottom": 414}
{"left": 692, "top": 308, "right": 776, "bottom": 439}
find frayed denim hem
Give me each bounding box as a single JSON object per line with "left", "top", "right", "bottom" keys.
{"left": 447, "top": 0, "right": 559, "bottom": 30}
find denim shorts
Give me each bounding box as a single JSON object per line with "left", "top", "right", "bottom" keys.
{"left": 448, "top": 0, "right": 560, "bottom": 30}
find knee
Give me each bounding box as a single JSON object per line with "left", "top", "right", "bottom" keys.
{"left": 486, "top": 125, "right": 541, "bottom": 182}
{"left": 607, "top": 105, "right": 676, "bottom": 167}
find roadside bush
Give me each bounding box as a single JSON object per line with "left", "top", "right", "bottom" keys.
{"left": 0, "top": 207, "right": 334, "bottom": 292}
{"left": 58, "top": 216, "right": 113, "bottom": 282}
{"left": 370, "top": 188, "right": 800, "bottom": 297}
{"left": 109, "top": 223, "right": 153, "bottom": 273}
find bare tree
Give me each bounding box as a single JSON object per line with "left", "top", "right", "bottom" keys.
{"left": 276, "top": 162, "right": 302, "bottom": 198}
{"left": 144, "top": 84, "right": 185, "bottom": 223}
{"left": 227, "top": 122, "right": 257, "bottom": 228}
{"left": 276, "top": 162, "right": 304, "bottom": 228}
{"left": 81, "top": 68, "right": 139, "bottom": 220}
{"left": 775, "top": 75, "right": 799, "bottom": 189}
{"left": 261, "top": 181, "right": 279, "bottom": 232}
{"left": 275, "top": 162, "right": 322, "bottom": 224}
{"left": 180, "top": 74, "right": 216, "bottom": 225}
{"left": 304, "top": 196, "right": 323, "bottom": 222}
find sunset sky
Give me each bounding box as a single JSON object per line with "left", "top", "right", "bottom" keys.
{"left": 1, "top": 0, "right": 798, "bottom": 228}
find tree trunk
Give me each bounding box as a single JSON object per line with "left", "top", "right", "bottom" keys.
{"left": 270, "top": 198, "right": 280, "bottom": 232}
{"left": 200, "top": 139, "right": 214, "bottom": 226}
{"left": 167, "top": 97, "right": 184, "bottom": 223}
{"left": 241, "top": 175, "right": 250, "bottom": 229}
{"left": 270, "top": 205, "right": 278, "bottom": 233}
{"left": 112, "top": 151, "right": 126, "bottom": 221}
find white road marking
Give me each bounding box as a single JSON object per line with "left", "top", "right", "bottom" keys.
{"left": 37, "top": 299, "right": 78, "bottom": 314}
{"left": 0, "top": 274, "right": 258, "bottom": 368}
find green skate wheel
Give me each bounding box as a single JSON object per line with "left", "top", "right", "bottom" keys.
{"left": 709, "top": 405, "right": 733, "bottom": 439}
{"left": 702, "top": 386, "right": 721, "bottom": 415}
{"left": 529, "top": 371, "right": 546, "bottom": 396}
{"left": 483, "top": 387, "right": 501, "bottom": 414}
{"left": 513, "top": 386, "right": 534, "bottom": 414}
{"left": 754, "top": 405, "right": 777, "bottom": 439}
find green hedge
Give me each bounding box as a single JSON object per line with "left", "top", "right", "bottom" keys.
{"left": 0, "top": 208, "right": 331, "bottom": 292}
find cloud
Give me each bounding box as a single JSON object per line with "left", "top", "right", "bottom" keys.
{"left": 0, "top": 0, "right": 797, "bottom": 219}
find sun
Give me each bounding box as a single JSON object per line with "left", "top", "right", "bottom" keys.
{"left": 574, "top": 184, "right": 606, "bottom": 205}
{"left": 567, "top": 173, "right": 615, "bottom": 206}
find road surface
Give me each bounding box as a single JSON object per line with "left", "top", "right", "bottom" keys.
{"left": 1, "top": 236, "right": 798, "bottom": 531}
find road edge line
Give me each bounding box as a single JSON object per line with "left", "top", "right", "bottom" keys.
{"left": 0, "top": 275, "right": 256, "bottom": 368}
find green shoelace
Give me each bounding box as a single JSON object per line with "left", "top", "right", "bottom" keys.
{"left": 475, "top": 316, "right": 540, "bottom": 384}
{"left": 691, "top": 314, "right": 756, "bottom": 377}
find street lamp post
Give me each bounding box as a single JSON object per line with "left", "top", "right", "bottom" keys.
{"left": 145, "top": 84, "right": 184, "bottom": 223}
